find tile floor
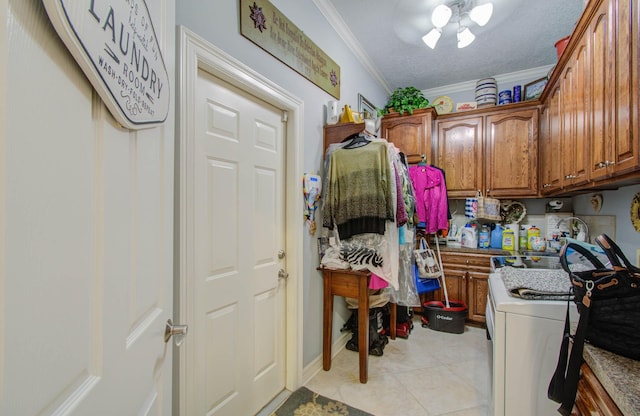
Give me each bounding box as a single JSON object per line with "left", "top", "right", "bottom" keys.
{"left": 304, "top": 319, "right": 493, "bottom": 416}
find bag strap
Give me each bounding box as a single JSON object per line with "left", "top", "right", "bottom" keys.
{"left": 559, "top": 242, "right": 606, "bottom": 275}
{"left": 547, "top": 298, "right": 572, "bottom": 403}
{"left": 596, "top": 234, "right": 640, "bottom": 273}
{"left": 558, "top": 301, "right": 590, "bottom": 415}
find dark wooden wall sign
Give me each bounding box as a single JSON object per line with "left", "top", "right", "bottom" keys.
{"left": 240, "top": 0, "right": 341, "bottom": 99}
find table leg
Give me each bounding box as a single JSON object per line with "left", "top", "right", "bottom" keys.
{"left": 357, "top": 274, "right": 369, "bottom": 383}
{"left": 323, "top": 272, "right": 333, "bottom": 371}
{"left": 390, "top": 303, "right": 397, "bottom": 340}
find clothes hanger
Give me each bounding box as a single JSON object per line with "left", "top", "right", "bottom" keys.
{"left": 418, "top": 154, "right": 427, "bottom": 166}
{"left": 342, "top": 132, "right": 371, "bottom": 149}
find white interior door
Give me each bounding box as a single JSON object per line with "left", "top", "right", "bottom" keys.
{"left": 181, "top": 64, "right": 287, "bottom": 416}
{"left": 0, "top": 1, "right": 175, "bottom": 415}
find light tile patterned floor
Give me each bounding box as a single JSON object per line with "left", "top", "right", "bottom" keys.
{"left": 304, "top": 320, "right": 493, "bottom": 416}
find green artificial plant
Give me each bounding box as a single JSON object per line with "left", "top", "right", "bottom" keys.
{"left": 380, "top": 86, "right": 430, "bottom": 116}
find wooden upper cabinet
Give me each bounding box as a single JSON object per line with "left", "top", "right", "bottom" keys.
{"left": 541, "top": 0, "right": 639, "bottom": 194}
{"left": 570, "top": 38, "right": 590, "bottom": 186}
{"left": 609, "top": 0, "right": 638, "bottom": 177}
{"left": 435, "top": 116, "right": 484, "bottom": 197}
{"left": 589, "top": 0, "right": 639, "bottom": 181}
{"left": 560, "top": 36, "right": 590, "bottom": 188}
{"left": 589, "top": 0, "right": 614, "bottom": 180}
{"left": 435, "top": 106, "right": 539, "bottom": 198}
{"left": 380, "top": 108, "right": 435, "bottom": 165}
{"left": 540, "top": 85, "right": 563, "bottom": 194}
{"left": 485, "top": 108, "right": 539, "bottom": 197}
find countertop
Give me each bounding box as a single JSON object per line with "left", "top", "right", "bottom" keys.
{"left": 439, "top": 242, "right": 560, "bottom": 257}
{"left": 583, "top": 344, "right": 640, "bottom": 414}
{"left": 438, "top": 244, "right": 509, "bottom": 256}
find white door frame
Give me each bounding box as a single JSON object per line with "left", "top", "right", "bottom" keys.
{"left": 175, "top": 26, "right": 304, "bottom": 414}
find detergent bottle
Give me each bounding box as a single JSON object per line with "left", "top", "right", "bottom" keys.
{"left": 519, "top": 226, "right": 528, "bottom": 250}
{"left": 461, "top": 224, "right": 478, "bottom": 248}
{"left": 479, "top": 225, "right": 490, "bottom": 248}
{"left": 490, "top": 224, "right": 503, "bottom": 249}
{"left": 502, "top": 228, "right": 515, "bottom": 251}
{"left": 527, "top": 225, "right": 541, "bottom": 250}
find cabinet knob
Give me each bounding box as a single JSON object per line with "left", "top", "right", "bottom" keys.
{"left": 597, "top": 162, "right": 606, "bottom": 169}
{"left": 543, "top": 183, "right": 551, "bottom": 188}
{"left": 605, "top": 160, "right": 616, "bottom": 167}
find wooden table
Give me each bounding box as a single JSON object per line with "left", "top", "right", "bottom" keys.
{"left": 320, "top": 268, "right": 396, "bottom": 383}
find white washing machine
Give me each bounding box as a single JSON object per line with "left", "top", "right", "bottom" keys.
{"left": 487, "top": 268, "right": 578, "bottom": 416}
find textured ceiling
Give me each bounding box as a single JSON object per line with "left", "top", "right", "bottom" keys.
{"left": 325, "top": 0, "right": 586, "bottom": 92}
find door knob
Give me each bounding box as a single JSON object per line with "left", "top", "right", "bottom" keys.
{"left": 278, "top": 250, "right": 286, "bottom": 259}
{"left": 278, "top": 269, "right": 289, "bottom": 280}
{"left": 165, "top": 319, "right": 188, "bottom": 346}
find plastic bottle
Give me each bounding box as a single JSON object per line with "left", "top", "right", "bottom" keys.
{"left": 505, "top": 224, "right": 519, "bottom": 251}
{"left": 461, "top": 225, "right": 478, "bottom": 248}
{"left": 490, "top": 224, "right": 503, "bottom": 249}
{"left": 519, "top": 226, "right": 528, "bottom": 251}
{"left": 502, "top": 228, "right": 515, "bottom": 251}
{"left": 479, "top": 225, "right": 490, "bottom": 248}
{"left": 527, "top": 225, "right": 540, "bottom": 250}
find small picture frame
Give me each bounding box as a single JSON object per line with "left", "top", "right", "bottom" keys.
{"left": 524, "top": 77, "right": 548, "bottom": 101}
{"left": 358, "top": 93, "right": 377, "bottom": 120}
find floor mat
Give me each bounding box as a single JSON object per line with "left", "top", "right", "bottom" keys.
{"left": 271, "top": 386, "right": 374, "bottom": 416}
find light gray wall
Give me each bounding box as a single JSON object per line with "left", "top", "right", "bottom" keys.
{"left": 573, "top": 184, "right": 640, "bottom": 262}
{"left": 175, "top": 0, "right": 388, "bottom": 367}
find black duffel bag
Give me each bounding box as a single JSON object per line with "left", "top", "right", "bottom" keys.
{"left": 548, "top": 234, "right": 640, "bottom": 415}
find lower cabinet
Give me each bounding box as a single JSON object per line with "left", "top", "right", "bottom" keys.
{"left": 433, "top": 250, "right": 492, "bottom": 325}
{"left": 573, "top": 363, "right": 622, "bottom": 416}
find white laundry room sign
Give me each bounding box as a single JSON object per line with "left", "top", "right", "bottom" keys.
{"left": 42, "top": 0, "right": 170, "bottom": 130}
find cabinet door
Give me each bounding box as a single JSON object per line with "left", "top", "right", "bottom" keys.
{"left": 609, "top": 0, "right": 639, "bottom": 176}
{"left": 560, "top": 39, "right": 590, "bottom": 189}
{"left": 467, "top": 272, "right": 489, "bottom": 324}
{"left": 437, "top": 268, "right": 466, "bottom": 305}
{"left": 588, "top": 0, "right": 639, "bottom": 182}
{"left": 485, "top": 109, "right": 539, "bottom": 197}
{"left": 540, "top": 85, "right": 563, "bottom": 194}
{"left": 574, "top": 363, "right": 623, "bottom": 415}
{"left": 436, "top": 116, "right": 484, "bottom": 197}
{"left": 380, "top": 110, "right": 432, "bottom": 164}
{"left": 589, "top": 0, "right": 615, "bottom": 180}
{"left": 571, "top": 38, "right": 590, "bottom": 186}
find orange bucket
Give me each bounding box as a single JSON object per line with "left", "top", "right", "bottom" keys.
{"left": 555, "top": 36, "right": 570, "bottom": 59}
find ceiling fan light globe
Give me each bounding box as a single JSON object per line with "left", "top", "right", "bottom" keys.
{"left": 469, "top": 2, "right": 493, "bottom": 26}
{"left": 422, "top": 28, "right": 442, "bottom": 49}
{"left": 457, "top": 27, "right": 475, "bottom": 48}
{"left": 431, "top": 4, "right": 452, "bottom": 28}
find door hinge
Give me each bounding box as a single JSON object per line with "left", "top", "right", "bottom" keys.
{"left": 282, "top": 110, "right": 288, "bottom": 122}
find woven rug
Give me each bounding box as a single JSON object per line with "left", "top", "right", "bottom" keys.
{"left": 271, "top": 387, "right": 373, "bottom": 416}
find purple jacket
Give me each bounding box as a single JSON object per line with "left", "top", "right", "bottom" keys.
{"left": 408, "top": 165, "right": 449, "bottom": 233}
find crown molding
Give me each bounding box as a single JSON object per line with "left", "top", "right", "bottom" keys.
{"left": 422, "top": 64, "right": 555, "bottom": 98}
{"left": 312, "top": 0, "right": 392, "bottom": 94}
